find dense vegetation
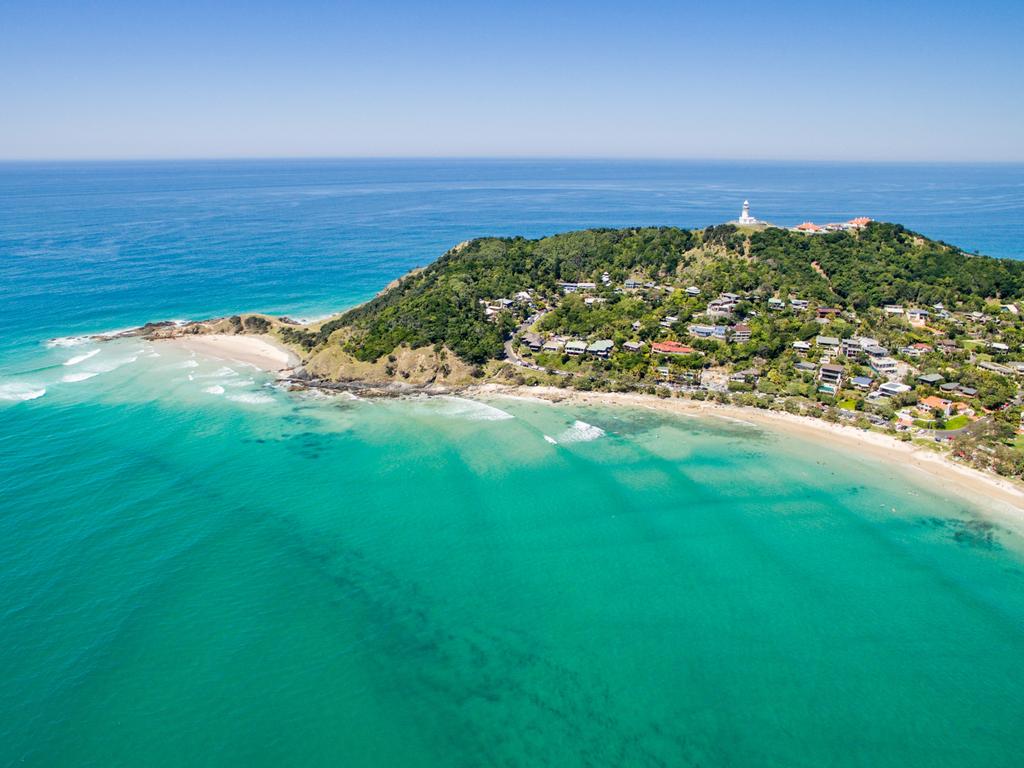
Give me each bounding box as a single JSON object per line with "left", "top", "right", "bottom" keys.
{"left": 318, "top": 224, "right": 1024, "bottom": 364}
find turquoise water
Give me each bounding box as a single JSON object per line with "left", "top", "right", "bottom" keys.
{"left": 2, "top": 161, "right": 1024, "bottom": 766}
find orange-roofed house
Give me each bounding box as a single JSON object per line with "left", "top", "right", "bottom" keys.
{"left": 920, "top": 395, "right": 954, "bottom": 417}
{"left": 795, "top": 222, "right": 823, "bottom": 233}
{"left": 652, "top": 341, "right": 695, "bottom": 356}
{"left": 848, "top": 216, "right": 873, "bottom": 228}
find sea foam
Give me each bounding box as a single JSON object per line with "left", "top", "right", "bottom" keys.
{"left": 64, "top": 349, "right": 100, "bottom": 366}
{"left": 62, "top": 372, "right": 98, "bottom": 383}
{"left": 226, "top": 392, "right": 275, "bottom": 405}
{"left": 558, "top": 420, "right": 605, "bottom": 443}
{"left": 203, "top": 385, "right": 225, "bottom": 395}
{"left": 432, "top": 396, "right": 515, "bottom": 421}
{"left": 0, "top": 382, "right": 46, "bottom": 402}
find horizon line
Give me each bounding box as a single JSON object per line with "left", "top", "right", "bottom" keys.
{"left": 2, "top": 154, "right": 1024, "bottom": 166}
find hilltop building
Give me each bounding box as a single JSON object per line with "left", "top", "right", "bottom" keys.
{"left": 736, "top": 200, "right": 762, "bottom": 226}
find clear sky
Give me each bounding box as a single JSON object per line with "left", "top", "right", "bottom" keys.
{"left": 1, "top": 0, "right": 1022, "bottom": 161}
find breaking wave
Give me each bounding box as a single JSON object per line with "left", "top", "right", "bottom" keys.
{"left": 0, "top": 382, "right": 46, "bottom": 402}
{"left": 62, "top": 372, "right": 98, "bottom": 383}
{"left": 64, "top": 349, "right": 100, "bottom": 366}
{"left": 203, "top": 385, "right": 225, "bottom": 395}
{"left": 431, "top": 396, "right": 515, "bottom": 421}
{"left": 226, "top": 392, "right": 275, "bottom": 405}
{"left": 558, "top": 420, "right": 605, "bottom": 443}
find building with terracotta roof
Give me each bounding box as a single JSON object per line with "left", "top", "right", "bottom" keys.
{"left": 847, "top": 217, "right": 873, "bottom": 228}
{"left": 794, "top": 222, "right": 823, "bottom": 233}
{"left": 652, "top": 341, "right": 695, "bottom": 355}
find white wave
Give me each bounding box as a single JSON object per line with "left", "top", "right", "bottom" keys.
{"left": 64, "top": 349, "right": 100, "bottom": 366}
{"left": 558, "top": 420, "right": 605, "bottom": 443}
{"left": 89, "top": 355, "right": 138, "bottom": 373}
{"left": 223, "top": 378, "right": 255, "bottom": 388}
{"left": 431, "top": 396, "right": 515, "bottom": 421}
{"left": 0, "top": 382, "right": 46, "bottom": 402}
{"left": 200, "top": 366, "right": 238, "bottom": 379}
{"left": 544, "top": 434, "right": 558, "bottom": 444}
{"left": 227, "top": 392, "right": 275, "bottom": 405}
{"left": 46, "top": 335, "right": 90, "bottom": 348}
{"left": 147, "top": 352, "right": 161, "bottom": 358}
{"left": 177, "top": 359, "right": 200, "bottom": 369}
{"left": 203, "top": 385, "right": 225, "bottom": 395}
{"left": 188, "top": 374, "right": 194, "bottom": 381}
{"left": 62, "top": 372, "right": 98, "bottom": 383}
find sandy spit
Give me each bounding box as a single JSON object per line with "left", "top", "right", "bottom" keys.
{"left": 159, "top": 334, "right": 301, "bottom": 373}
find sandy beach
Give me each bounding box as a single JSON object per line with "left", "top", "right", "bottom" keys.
{"left": 469, "top": 383, "right": 1024, "bottom": 532}
{"left": 160, "top": 334, "right": 301, "bottom": 373}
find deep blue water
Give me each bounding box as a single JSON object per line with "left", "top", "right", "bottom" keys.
{"left": 1, "top": 159, "right": 1022, "bottom": 370}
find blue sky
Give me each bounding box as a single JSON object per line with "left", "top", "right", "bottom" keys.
{"left": 1, "top": 0, "right": 1022, "bottom": 161}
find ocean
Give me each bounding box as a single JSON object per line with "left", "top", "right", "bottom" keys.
{"left": 2, "top": 160, "right": 1024, "bottom": 766}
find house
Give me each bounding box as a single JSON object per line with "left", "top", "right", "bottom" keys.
{"left": 542, "top": 339, "right": 565, "bottom": 353}
{"left": 988, "top": 341, "right": 1010, "bottom": 353}
{"left": 979, "top": 361, "right": 1013, "bottom": 375}
{"left": 916, "top": 372, "right": 945, "bottom": 386}
{"left": 730, "top": 368, "right": 760, "bottom": 384}
{"left": 884, "top": 305, "right": 905, "bottom": 315}
{"left": 920, "top": 395, "right": 954, "bottom": 418}
{"left": 816, "top": 307, "right": 841, "bottom": 321}
{"left": 790, "top": 298, "right": 809, "bottom": 310}
{"left": 565, "top": 340, "right": 588, "bottom": 356}
{"left": 869, "top": 356, "right": 899, "bottom": 377}
{"left": 601, "top": 272, "right": 611, "bottom": 285}
{"left": 622, "top": 341, "right": 645, "bottom": 353}
{"left": 816, "top": 335, "right": 840, "bottom": 349}
{"left": 651, "top": 341, "right": 695, "bottom": 356}
{"left": 631, "top": 320, "right": 642, "bottom": 331}
{"left": 794, "top": 361, "right": 818, "bottom": 373}
{"left": 584, "top": 296, "right": 606, "bottom": 306}
{"left": 863, "top": 344, "right": 889, "bottom": 358}
{"left": 768, "top": 297, "right": 786, "bottom": 311}
{"left": 559, "top": 281, "right": 597, "bottom": 293}
{"left": 940, "top": 382, "right": 960, "bottom": 394}
{"left": 851, "top": 376, "right": 874, "bottom": 391}
{"left": 731, "top": 323, "right": 752, "bottom": 343}
{"left": 878, "top": 381, "right": 912, "bottom": 397}
{"left": 818, "top": 364, "right": 844, "bottom": 385}
{"left": 792, "top": 340, "right": 812, "bottom": 352}
{"left": 587, "top": 340, "right": 614, "bottom": 358}
{"left": 685, "top": 286, "right": 701, "bottom": 297}
{"left": 937, "top": 339, "right": 958, "bottom": 354}
{"left": 660, "top": 315, "right": 679, "bottom": 329}
{"left": 794, "top": 222, "right": 823, "bottom": 233}
{"left": 523, "top": 333, "right": 543, "bottom": 352}
{"left": 959, "top": 386, "right": 978, "bottom": 397}
{"left": 624, "top": 279, "right": 643, "bottom": 290}
{"left": 848, "top": 216, "right": 872, "bottom": 228}
{"left": 907, "top": 309, "right": 930, "bottom": 326}
{"left": 840, "top": 338, "right": 862, "bottom": 357}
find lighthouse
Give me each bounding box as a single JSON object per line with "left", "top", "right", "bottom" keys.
{"left": 738, "top": 200, "right": 758, "bottom": 225}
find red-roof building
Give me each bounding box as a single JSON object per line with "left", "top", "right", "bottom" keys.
{"left": 848, "top": 216, "right": 872, "bottom": 228}
{"left": 795, "top": 222, "right": 823, "bottom": 233}
{"left": 652, "top": 341, "right": 695, "bottom": 355}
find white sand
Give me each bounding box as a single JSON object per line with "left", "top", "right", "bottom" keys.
{"left": 161, "top": 334, "right": 300, "bottom": 373}
{"left": 470, "top": 384, "right": 1024, "bottom": 532}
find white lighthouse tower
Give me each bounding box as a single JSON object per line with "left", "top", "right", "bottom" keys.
{"left": 737, "top": 200, "right": 758, "bottom": 225}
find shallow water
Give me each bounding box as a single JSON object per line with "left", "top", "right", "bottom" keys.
{"left": 2, "top": 161, "right": 1024, "bottom": 766}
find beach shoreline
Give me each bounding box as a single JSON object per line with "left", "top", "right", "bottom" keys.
{"left": 466, "top": 383, "right": 1024, "bottom": 532}
{"left": 158, "top": 334, "right": 301, "bottom": 374}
